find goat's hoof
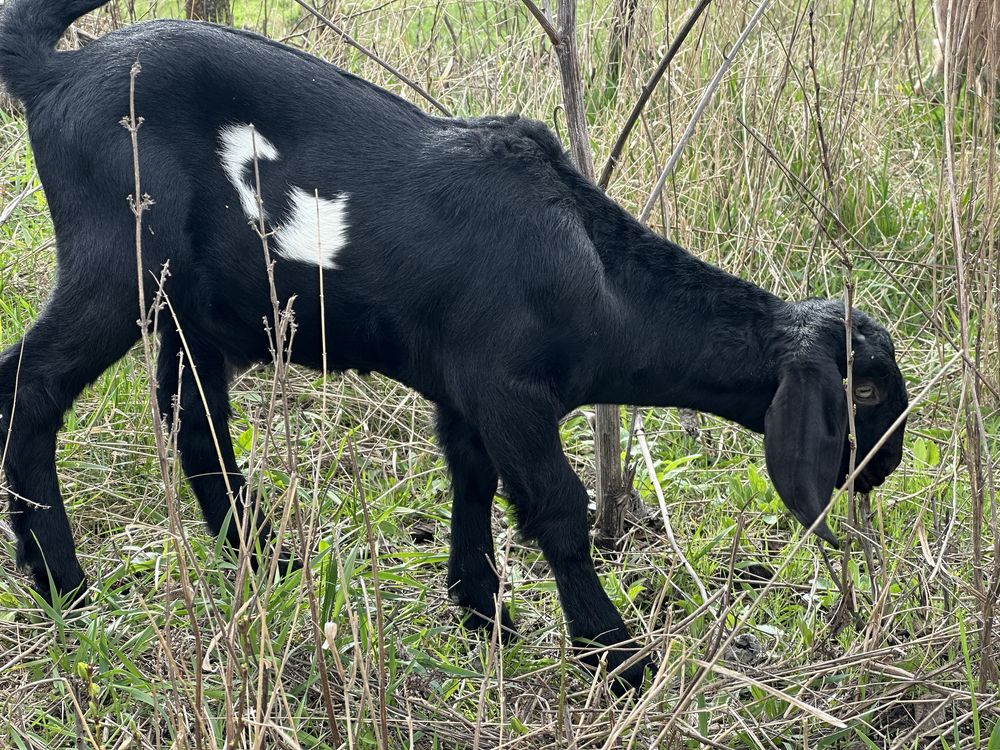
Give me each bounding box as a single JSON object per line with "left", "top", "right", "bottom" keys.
{"left": 32, "top": 568, "right": 89, "bottom": 610}
{"left": 609, "top": 656, "right": 655, "bottom": 698}
{"left": 459, "top": 603, "right": 517, "bottom": 643}
{"left": 571, "top": 633, "right": 654, "bottom": 697}
{"left": 276, "top": 550, "right": 303, "bottom": 576}
{"left": 242, "top": 543, "right": 301, "bottom": 578}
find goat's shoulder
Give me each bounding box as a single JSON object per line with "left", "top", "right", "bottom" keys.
{"left": 442, "top": 117, "right": 641, "bottom": 249}
{"left": 423, "top": 115, "right": 585, "bottom": 226}
{"left": 434, "top": 115, "right": 568, "bottom": 173}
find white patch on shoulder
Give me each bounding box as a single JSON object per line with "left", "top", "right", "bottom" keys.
{"left": 218, "top": 123, "right": 280, "bottom": 222}
{"left": 275, "top": 187, "right": 349, "bottom": 270}
{"left": 217, "top": 123, "right": 348, "bottom": 270}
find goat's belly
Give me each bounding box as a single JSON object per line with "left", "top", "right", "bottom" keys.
{"left": 191, "top": 260, "right": 403, "bottom": 380}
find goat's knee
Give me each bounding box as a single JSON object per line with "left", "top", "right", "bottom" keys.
{"left": 513, "top": 479, "right": 590, "bottom": 559}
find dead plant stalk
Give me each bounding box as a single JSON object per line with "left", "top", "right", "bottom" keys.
{"left": 124, "top": 60, "right": 211, "bottom": 750}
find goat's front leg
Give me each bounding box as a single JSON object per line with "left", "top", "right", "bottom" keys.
{"left": 477, "top": 400, "right": 652, "bottom": 695}
{"left": 436, "top": 405, "right": 514, "bottom": 638}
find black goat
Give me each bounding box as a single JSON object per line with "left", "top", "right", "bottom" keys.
{"left": 0, "top": 0, "right": 908, "bottom": 694}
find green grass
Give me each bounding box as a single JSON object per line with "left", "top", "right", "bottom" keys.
{"left": 1, "top": 0, "right": 999, "bottom": 747}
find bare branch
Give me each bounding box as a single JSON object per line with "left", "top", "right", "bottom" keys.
{"left": 598, "top": 0, "right": 713, "bottom": 189}
{"left": 639, "top": 0, "right": 772, "bottom": 224}
{"left": 520, "top": 0, "right": 560, "bottom": 46}
{"left": 290, "top": 0, "right": 452, "bottom": 116}
{"left": 552, "top": 0, "right": 595, "bottom": 178}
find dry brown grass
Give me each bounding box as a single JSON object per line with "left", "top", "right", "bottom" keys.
{"left": 0, "top": 0, "right": 997, "bottom": 748}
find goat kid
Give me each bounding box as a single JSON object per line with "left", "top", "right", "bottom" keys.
{"left": 0, "top": 0, "right": 908, "bottom": 694}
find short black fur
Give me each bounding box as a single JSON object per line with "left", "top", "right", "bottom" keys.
{"left": 0, "top": 0, "right": 908, "bottom": 694}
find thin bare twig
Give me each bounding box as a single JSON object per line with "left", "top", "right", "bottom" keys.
{"left": 598, "top": 0, "right": 713, "bottom": 189}
{"left": 347, "top": 437, "right": 390, "bottom": 750}
{"left": 640, "top": 0, "right": 773, "bottom": 224}
{"left": 519, "top": 0, "right": 559, "bottom": 46}
{"left": 124, "top": 60, "right": 210, "bottom": 750}
{"left": 289, "top": 0, "right": 452, "bottom": 116}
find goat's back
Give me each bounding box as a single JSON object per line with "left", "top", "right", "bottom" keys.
{"left": 15, "top": 16, "right": 618, "bottom": 406}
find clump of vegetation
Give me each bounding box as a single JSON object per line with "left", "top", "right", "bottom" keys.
{"left": 0, "top": 1, "right": 997, "bottom": 748}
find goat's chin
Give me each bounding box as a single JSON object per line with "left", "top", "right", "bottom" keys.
{"left": 852, "top": 477, "right": 874, "bottom": 493}
{"left": 838, "top": 451, "right": 882, "bottom": 494}
{"left": 840, "top": 468, "right": 882, "bottom": 494}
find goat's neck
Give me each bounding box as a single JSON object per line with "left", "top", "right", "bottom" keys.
{"left": 589, "top": 227, "right": 789, "bottom": 434}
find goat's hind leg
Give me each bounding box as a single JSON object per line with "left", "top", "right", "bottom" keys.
{"left": 156, "top": 325, "right": 297, "bottom": 575}
{"left": 0, "top": 284, "right": 140, "bottom": 601}
{"left": 437, "top": 406, "right": 515, "bottom": 638}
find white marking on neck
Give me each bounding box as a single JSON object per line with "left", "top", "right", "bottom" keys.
{"left": 218, "top": 123, "right": 349, "bottom": 270}
{"left": 276, "top": 187, "right": 349, "bottom": 270}
{"left": 218, "top": 123, "right": 279, "bottom": 221}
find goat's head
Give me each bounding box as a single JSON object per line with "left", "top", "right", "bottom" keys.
{"left": 764, "top": 300, "right": 908, "bottom": 546}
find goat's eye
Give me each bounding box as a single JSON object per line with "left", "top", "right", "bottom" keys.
{"left": 854, "top": 382, "right": 879, "bottom": 404}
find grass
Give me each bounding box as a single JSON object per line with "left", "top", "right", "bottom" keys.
{"left": 1, "top": 0, "right": 998, "bottom": 747}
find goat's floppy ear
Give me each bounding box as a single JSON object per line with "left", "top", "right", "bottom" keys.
{"left": 764, "top": 366, "right": 847, "bottom": 547}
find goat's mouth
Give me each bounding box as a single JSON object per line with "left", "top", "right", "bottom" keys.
{"left": 851, "top": 469, "right": 878, "bottom": 493}
{"left": 838, "top": 464, "right": 890, "bottom": 495}
{"left": 839, "top": 446, "right": 900, "bottom": 495}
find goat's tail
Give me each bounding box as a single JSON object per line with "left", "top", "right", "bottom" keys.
{"left": 0, "top": 0, "right": 108, "bottom": 104}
